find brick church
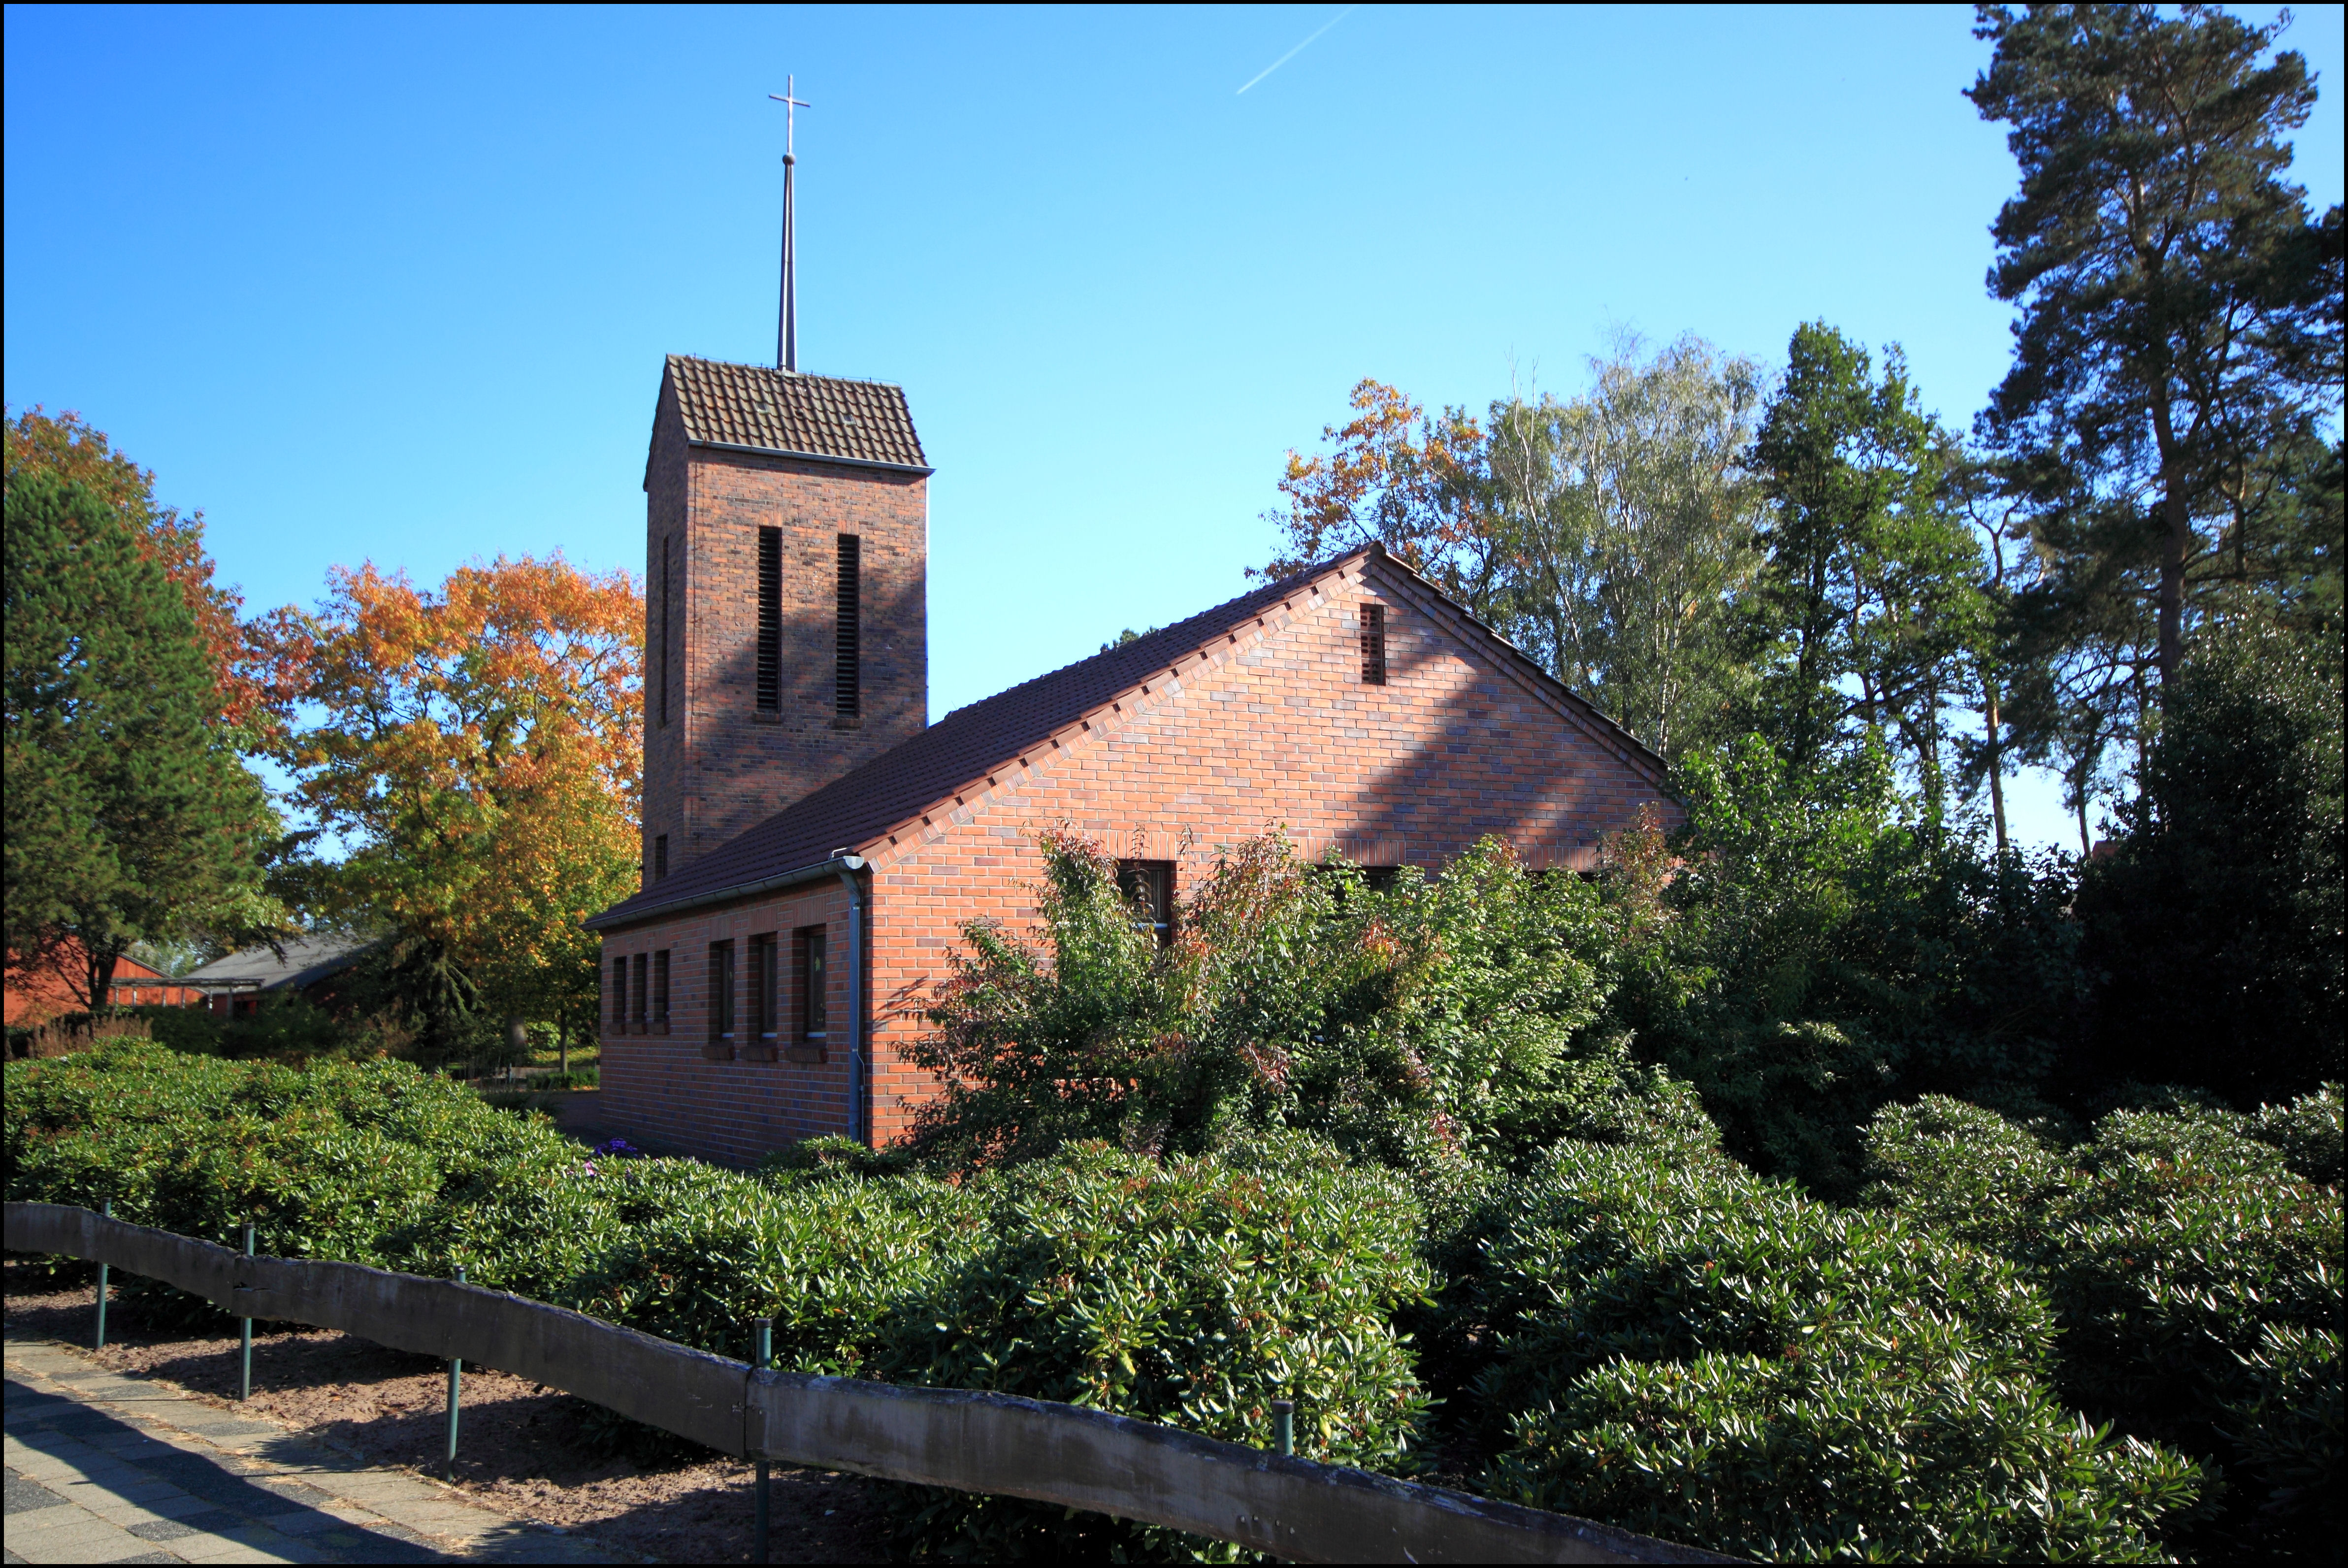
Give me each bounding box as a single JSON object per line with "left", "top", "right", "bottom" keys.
{"left": 585, "top": 351, "right": 1680, "bottom": 1163}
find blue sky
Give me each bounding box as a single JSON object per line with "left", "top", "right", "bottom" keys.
{"left": 7, "top": 3, "right": 2341, "bottom": 851}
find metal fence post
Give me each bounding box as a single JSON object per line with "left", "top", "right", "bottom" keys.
{"left": 446, "top": 1265, "right": 465, "bottom": 1481}
{"left": 1272, "top": 1399, "right": 1294, "bottom": 1458}
{"left": 752, "top": 1317, "right": 773, "bottom": 1565}
{"left": 238, "top": 1222, "right": 255, "bottom": 1400}
{"left": 94, "top": 1199, "right": 111, "bottom": 1351}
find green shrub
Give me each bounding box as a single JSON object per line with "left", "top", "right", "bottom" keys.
{"left": 1468, "top": 1140, "right": 2202, "bottom": 1561}
{"left": 1864, "top": 1089, "right": 2346, "bottom": 1557}
{"left": 864, "top": 1134, "right": 1432, "bottom": 1559}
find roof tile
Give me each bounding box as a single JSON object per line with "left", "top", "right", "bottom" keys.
{"left": 667, "top": 356, "right": 928, "bottom": 471}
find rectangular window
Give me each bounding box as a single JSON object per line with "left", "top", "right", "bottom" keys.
{"left": 631, "top": 952, "right": 648, "bottom": 1032}
{"left": 609, "top": 956, "right": 626, "bottom": 1029}
{"left": 709, "top": 941, "right": 736, "bottom": 1041}
{"left": 654, "top": 834, "right": 668, "bottom": 882}
{"left": 1361, "top": 602, "right": 1388, "bottom": 685}
{"left": 652, "top": 949, "right": 670, "bottom": 1029}
{"left": 1116, "top": 860, "right": 1174, "bottom": 947}
{"left": 658, "top": 534, "right": 672, "bottom": 728}
{"left": 756, "top": 526, "right": 782, "bottom": 711}
{"left": 800, "top": 928, "right": 828, "bottom": 1042}
{"left": 834, "top": 534, "right": 861, "bottom": 720}
{"left": 750, "top": 933, "right": 778, "bottom": 1039}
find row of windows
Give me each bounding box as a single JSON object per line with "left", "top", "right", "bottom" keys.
{"left": 606, "top": 930, "right": 830, "bottom": 1056}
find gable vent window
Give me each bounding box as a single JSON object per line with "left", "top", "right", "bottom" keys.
{"left": 755, "top": 526, "right": 782, "bottom": 711}
{"left": 1361, "top": 602, "right": 1388, "bottom": 685}
{"left": 834, "top": 534, "right": 862, "bottom": 722}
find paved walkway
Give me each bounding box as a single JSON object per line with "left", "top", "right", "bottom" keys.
{"left": 4, "top": 1335, "right": 615, "bottom": 1565}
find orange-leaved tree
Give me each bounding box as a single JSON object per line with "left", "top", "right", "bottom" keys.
{"left": 1252, "top": 379, "right": 1496, "bottom": 611}
{"left": 273, "top": 555, "right": 642, "bottom": 1055}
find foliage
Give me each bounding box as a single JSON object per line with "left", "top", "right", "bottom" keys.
{"left": 1864, "top": 1089, "right": 2345, "bottom": 1558}
{"left": 3, "top": 408, "right": 285, "bottom": 740}
{"left": 2073, "top": 622, "right": 2345, "bottom": 1104}
{"left": 7, "top": 1045, "right": 1436, "bottom": 1561}
{"left": 1468, "top": 1139, "right": 2202, "bottom": 1562}
{"left": 4, "top": 469, "right": 283, "bottom": 1012}
{"left": 1607, "top": 735, "right": 2083, "bottom": 1194}
{"left": 1744, "top": 324, "right": 1988, "bottom": 815}
{"left": 269, "top": 556, "right": 643, "bottom": 1046}
{"left": 909, "top": 829, "right": 1692, "bottom": 1173}
{"left": 1969, "top": 3, "right": 2342, "bottom": 697}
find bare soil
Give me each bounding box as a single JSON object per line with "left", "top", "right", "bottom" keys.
{"left": 3, "top": 1263, "right": 893, "bottom": 1563}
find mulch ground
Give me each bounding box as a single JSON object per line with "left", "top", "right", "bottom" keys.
{"left": 2, "top": 1261, "right": 894, "bottom": 1564}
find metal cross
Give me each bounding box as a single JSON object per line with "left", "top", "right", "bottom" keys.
{"left": 769, "top": 76, "right": 811, "bottom": 158}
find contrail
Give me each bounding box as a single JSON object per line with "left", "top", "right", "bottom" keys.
{"left": 1236, "top": 5, "right": 1357, "bottom": 95}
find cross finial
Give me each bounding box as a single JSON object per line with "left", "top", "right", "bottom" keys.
{"left": 768, "top": 77, "right": 812, "bottom": 371}
{"left": 769, "top": 76, "right": 811, "bottom": 161}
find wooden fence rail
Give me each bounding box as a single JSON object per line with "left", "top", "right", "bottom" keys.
{"left": 5, "top": 1201, "right": 1729, "bottom": 1565}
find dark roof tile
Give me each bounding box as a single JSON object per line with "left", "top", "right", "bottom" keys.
{"left": 667, "top": 356, "right": 928, "bottom": 471}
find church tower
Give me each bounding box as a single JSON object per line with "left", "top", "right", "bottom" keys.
{"left": 638, "top": 80, "right": 930, "bottom": 882}
{"left": 639, "top": 358, "right": 929, "bottom": 880}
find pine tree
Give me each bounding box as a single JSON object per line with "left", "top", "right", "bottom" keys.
{"left": 4, "top": 470, "right": 277, "bottom": 1008}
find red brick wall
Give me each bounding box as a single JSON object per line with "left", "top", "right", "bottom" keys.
{"left": 640, "top": 379, "right": 928, "bottom": 879}
{"left": 601, "top": 555, "right": 1678, "bottom": 1165}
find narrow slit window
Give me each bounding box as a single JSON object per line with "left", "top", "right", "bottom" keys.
{"left": 1116, "top": 860, "right": 1175, "bottom": 947}
{"left": 710, "top": 941, "right": 736, "bottom": 1041}
{"left": 1361, "top": 602, "right": 1388, "bottom": 685}
{"left": 654, "top": 834, "right": 668, "bottom": 882}
{"left": 750, "top": 933, "right": 778, "bottom": 1039}
{"left": 834, "top": 534, "right": 861, "bottom": 719}
{"left": 631, "top": 952, "right": 649, "bottom": 1032}
{"left": 658, "top": 534, "right": 673, "bottom": 728}
{"left": 652, "top": 950, "right": 670, "bottom": 1028}
{"left": 755, "top": 526, "right": 781, "bottom": 711}
{"left": 609, "top": 956, "right": 626, "bottom": 1030}
{"left": 800, "top": 928, "right": 828, "bottom": 1043}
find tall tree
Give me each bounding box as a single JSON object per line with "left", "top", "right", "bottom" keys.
{"left": 271, "top": 556, "right": 642, "bottom": 1046}
{"left": 1747, "top": 324, "right": 1987, "bottom": 812}
{"left": 4, "top": 408, "right": 289, "bottom": 742}
{"left": 1479, "top": 334, "right": 1767, "bottom": 758}
{"left": 1970, "top": 4, "right": 2343, "bottom": 686}
{"left": 4, "top": 470, "right": 280, "bottom": 1008}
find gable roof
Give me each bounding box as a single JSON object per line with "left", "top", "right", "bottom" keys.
{"left": 663, "top": 356, "right": 930, "bottom": 473}
{"left": 181, "top": 931, "right": 379, "bottom": 992}
{"left": 588, "top": 546, "right": 1671, "bottom": 932}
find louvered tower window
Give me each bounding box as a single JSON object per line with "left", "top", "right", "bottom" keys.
{"left": 755, "top": 527, "right": 782, "bottom": 711}
{"left": 834, "top": 535, "right": 861, "bottom": 721}
{"left": 1361, "top": 602, "right": 1388, "bottom": 685}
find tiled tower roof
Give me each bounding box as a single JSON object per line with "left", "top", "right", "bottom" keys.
{"left": 665, "top": 356, "right": 929, "bottom": 472}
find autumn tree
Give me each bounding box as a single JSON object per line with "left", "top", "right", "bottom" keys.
{"left": 4, "top": 468, "right": 281, "bottom": 1009}
{"left": 1253, "top": 381, "right": 1496, "bottom": 610}
{"left": 274, "top": 556, "right": 642, "bottom": 1057}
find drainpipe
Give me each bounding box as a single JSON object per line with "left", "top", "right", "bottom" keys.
{"left": 830, "top": 854, "right": 869, "bottom": 1146}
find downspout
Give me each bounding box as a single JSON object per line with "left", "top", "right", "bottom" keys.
{"left": 831, "top": 855, "right": 869, "bottom": 1146}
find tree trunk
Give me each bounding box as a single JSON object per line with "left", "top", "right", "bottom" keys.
{"left": 558, "top": 1014, "right": 570, "bottom": 1077}
{"left": 1982, "top": 669, "right": 2009, "bottom": 853}
{"left": 2151, "top": 393, "right": 2189, "bottom": 685}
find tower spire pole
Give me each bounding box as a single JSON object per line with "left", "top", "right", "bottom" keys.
{"left": 769, "top": 77, "right": 812, "bottom": 372}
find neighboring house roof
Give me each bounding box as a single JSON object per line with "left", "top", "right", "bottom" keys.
{"left": 180, "top": 932, "right": 380, "bottom": 992}
{"left": 588, "top": 544, "right": 1672, "bottom": 932}
{"left": 664, "top": 356, "right": 930, "bottom": 474}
